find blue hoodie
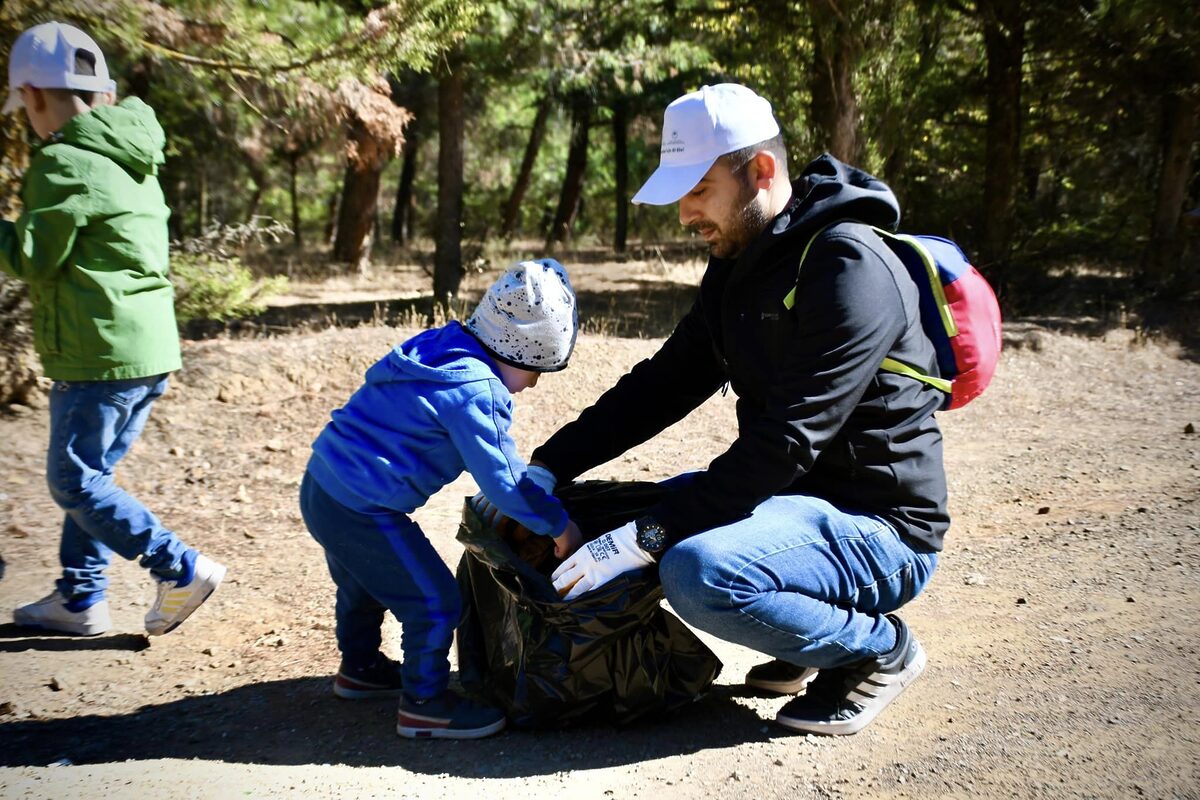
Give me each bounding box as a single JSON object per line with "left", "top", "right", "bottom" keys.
{"left": 308, "top": 322, "right": 568, "bottom": 537}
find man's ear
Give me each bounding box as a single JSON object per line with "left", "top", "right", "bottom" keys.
{"left": 749, "top": 150, "right": 778, "bottom": 191}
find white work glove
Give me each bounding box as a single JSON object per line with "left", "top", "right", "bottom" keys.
{"left": 470, "top": 465, "right": 558, "bottom": 527}
{"left": 551, "top": 521, "right": 656, "bottom": 601}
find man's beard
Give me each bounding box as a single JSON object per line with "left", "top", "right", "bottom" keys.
{"left": 698, "top": 179, "right": 771, "bottom": 259}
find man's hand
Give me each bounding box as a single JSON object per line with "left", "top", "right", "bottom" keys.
{"left": 470, "top": 464, "right": 559, "bottom": 527}
{"left": 551, "top": 521, "right": 655, "bottom": 600}
{"left": 552, "top": 519, "right": 583, "bottom": 559}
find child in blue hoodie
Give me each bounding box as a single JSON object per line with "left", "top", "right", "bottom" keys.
{"left": 301, "top": 259, "right": 582, "bottom": 740}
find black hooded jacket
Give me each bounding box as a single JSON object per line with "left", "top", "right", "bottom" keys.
{"left": 533, "top": 155, "right": 950, "bottom": 551}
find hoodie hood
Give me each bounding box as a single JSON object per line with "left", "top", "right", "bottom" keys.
{"left": 53, "top": 96, "right": 165, "bottom": 176}
{"left": 774, "top": 153, "right": 900, "bottom": 240}
{"left": 367, "top": 322, "right": 501, "bottom": 386}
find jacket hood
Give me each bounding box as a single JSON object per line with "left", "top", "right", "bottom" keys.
{"left": 367, "top": 322, "right": 502, "bottom": 386}
{"left": 52, "top": 96, "right": 165, "bottom": 176}
{"left": 773, "top": 153, "right": 900, "bottom": 240}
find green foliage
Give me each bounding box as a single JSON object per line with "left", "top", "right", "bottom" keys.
{"left": 171, "top": 252, "right": 288, "bottom": 324}
{"left": 170, "top": 219, "right": 291, "bottom": 323}
{"left": 2, "top": 0, "right": 1194, "bottom": 291}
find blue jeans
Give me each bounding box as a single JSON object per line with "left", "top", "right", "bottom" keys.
{"left": 299, "top": 470, "right": 460, "bottom": 699}
{"left": 658, "top": 477, "right": 938, "bottom": 669}
{"left": 48, "top": 375, "right": 189, "bottom": 602}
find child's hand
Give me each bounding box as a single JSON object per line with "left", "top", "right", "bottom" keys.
{"left": 553, "top": 519, "right": 583, "bottom": 559}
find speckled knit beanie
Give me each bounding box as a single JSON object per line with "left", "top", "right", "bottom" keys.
{"left": 466, "top": 259, "right": 578, "bottom": 372}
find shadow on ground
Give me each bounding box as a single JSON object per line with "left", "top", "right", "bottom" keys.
{"left": 0, "top": 677, "right": 780, "bottom": 775}
{"left": 0, "top": 623, "right": 149, "bottom": 653}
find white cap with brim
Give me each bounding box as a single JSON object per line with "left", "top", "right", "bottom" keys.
{"left": 4, "top": 21, "right": 116, "bottom": 114}
{"left": 631, "top": 83, "right": 781, "bottom": 206}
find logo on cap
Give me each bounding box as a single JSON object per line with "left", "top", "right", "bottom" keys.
{"left": 662, "top": 129, "right": 686, "bottom": 156}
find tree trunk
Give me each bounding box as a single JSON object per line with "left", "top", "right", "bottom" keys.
{"left": 289, "top": 151, "right": 302, "bottom": 248}
{"left": 325, "top": 188, "right": 339, "bottom": 245}
{"left": 197, "top": 168, "right": 208, "bottom": 236}
{"left": 979, "top": 0, "right": 1026, "bottom": 275}
{"left": 501, "top": 94, "right": 553, "bottom": 239}
{"left": 1142, "top": 90, "right": 1199, "bottom": 289}
{"left": 808, "top": 0, "right": 862, "bottom": 164}
{"left": 392, "top": 129, "right": 419, "bottom": 245}
{"left": 333, "top": 117, "right": 390, "bottom": 274}
{"left": 548, "top": 94, "right": 591, "bottom": 247}
{"left": 613, "top": 99, "right": 629, "bottom": 254}
{"left": 243, "top": 156, "right": 267, "bottom": 223}
{"left": 434, "top": 63, "right": 466, "bottom": 309}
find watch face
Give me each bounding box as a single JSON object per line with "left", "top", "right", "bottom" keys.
{"left": 636, "top": 518, "right": 667, "bottom": 553}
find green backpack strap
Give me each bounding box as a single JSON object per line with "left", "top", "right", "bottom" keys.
{"left": 782, "top": 222, "right": 838, "bottom": 311}
{"left": 781, "top": 222, "right": 952, "bottom": 396}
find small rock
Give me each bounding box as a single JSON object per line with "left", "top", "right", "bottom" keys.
{"left": 1036, "top": 507, "right": 1050, "bottom": 515}
{"left": 48, "top": 676, "right": 65, "bottom": 692}
{"left": 201, "top": 647, "right": 215, "bottom": 656}
{"left": 1016, "top": 597, "right": 1028, "bottom": 605}
{"left": 728, "top": 771, "right": 741, "bottom": 782}
{"left": 244, "top": 531, "right": 256, "bottom": 539}
{"left": 8, "top": 403, "right": 32, "bottom": 416}
{"left": 1126, "top": 596, "right": 1135, "bottom": 603}
{"left": 265, "top": 439, "right": 286, "bottom": 452}
{"left": 1185, "top": 422, "right": 1195, "bottom": 435}
{"left": 774, "top": 759, "right": 784, "bottom": 767}
{"left": 170, "top": 445, "right": 185, "bottom": 456}
{"left": 964, "top": 573, "right": 986, "bottom": 586}
{"left": 0, "top": 701, "right": 14, "bottom": 716}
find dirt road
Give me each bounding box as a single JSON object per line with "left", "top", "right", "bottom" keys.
{"left": 0, "top": 314, "right": 1197, "bottom": 799}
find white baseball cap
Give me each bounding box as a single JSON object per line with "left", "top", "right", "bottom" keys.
{"left": 631, "top": 83, "right": 781, "bottom": 206}
{"left": 466, "top": 259, "right": 579, "bottom": 372}
{"left": 4, "top": 22, "right": 116, "bottom": 114}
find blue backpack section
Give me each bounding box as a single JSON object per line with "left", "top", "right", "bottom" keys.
{"left": 883, "top": 234, "right": 970, "bottom": 381}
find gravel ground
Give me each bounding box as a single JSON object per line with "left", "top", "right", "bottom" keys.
{"left": 0, "top": 310, "right": 1196, "bottom": 799}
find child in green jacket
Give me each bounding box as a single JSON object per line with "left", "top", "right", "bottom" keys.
{"left": 1, "top": 22, "right": 225, "bottom": 636}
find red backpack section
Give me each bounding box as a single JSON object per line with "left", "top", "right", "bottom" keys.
{"left": 872, "top": 229, "right": 1002, "bottom": 410}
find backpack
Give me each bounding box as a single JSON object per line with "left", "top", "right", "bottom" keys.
{"left": 786, "top": 224, "right": 1002, "bottom": 410}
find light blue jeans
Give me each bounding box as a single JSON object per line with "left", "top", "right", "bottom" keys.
{"left": 47, "top": 375, "right": 190, "bottom": 603}
{"left": 658, "top": 478, "right": 938, "bottom": 669}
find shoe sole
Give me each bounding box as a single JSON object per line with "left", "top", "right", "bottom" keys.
{"left": 396, "top": 717, "right": 507, "bottom": 740}
{"left": 332, "top": 679, "right": 405, "bottom": 701}
{"left": 12, "top": 614, "right": 109, "bottom": 637}
{"left": 775, "top": 642, "right": 927, "bottom": 736}
{"left": 746, "top": 666, "right": 819, "bottom": 695}
{"left": 146, "top": 562, "right": 227, "bottom": 636}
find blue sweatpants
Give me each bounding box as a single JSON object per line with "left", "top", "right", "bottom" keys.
{"left": 299, "top": 470, "right": 460, "bottom": 699}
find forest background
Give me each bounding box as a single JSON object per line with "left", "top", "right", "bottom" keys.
{"left": 0, "top": 0, "right": 1197, "bottom": 407}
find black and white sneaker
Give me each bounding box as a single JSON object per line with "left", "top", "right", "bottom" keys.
{"left": 775, "top": 615, "right": 926, "bottom": 736}
{"left": 745, "top": 659, "right": 819, "bottom": 694}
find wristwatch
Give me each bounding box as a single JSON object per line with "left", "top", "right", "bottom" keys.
{"left": 634, "top": 515, "right": 669, "bottom": 554}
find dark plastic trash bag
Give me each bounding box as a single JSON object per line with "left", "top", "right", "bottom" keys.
{"left": 455, "top": 480, "right": 723, "bottom": 728}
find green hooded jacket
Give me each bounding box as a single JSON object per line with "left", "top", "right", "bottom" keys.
{"left": 0, "top": 97, "right": 181, "bottom": 381}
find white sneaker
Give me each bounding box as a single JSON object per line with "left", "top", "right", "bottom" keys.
{"left": 145, "top": 554, "right": 226, "bottom": 636}
{"left": 14, "top": 590, "right": 112, "bottom": 636}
